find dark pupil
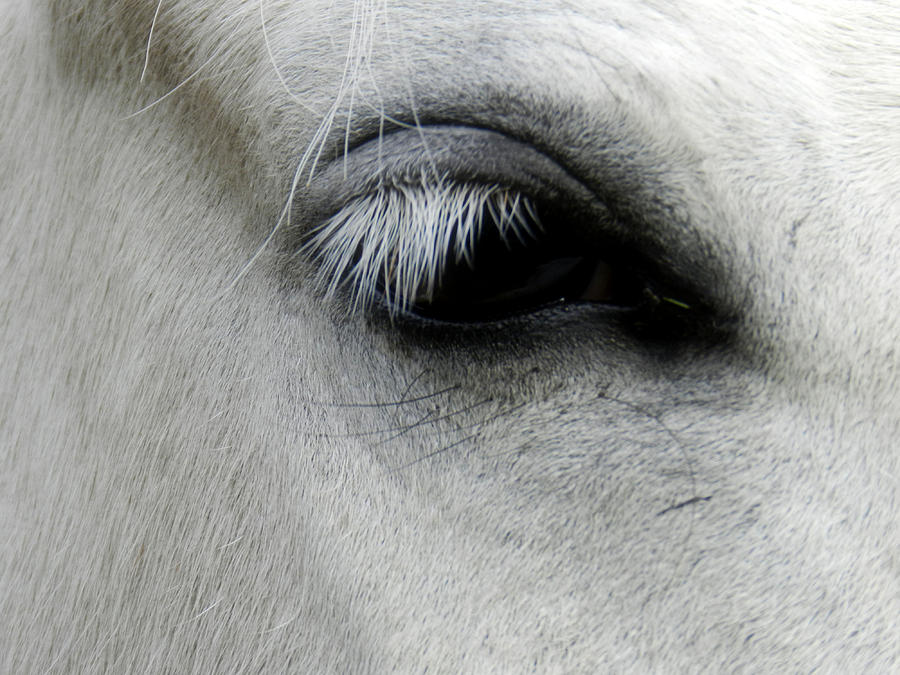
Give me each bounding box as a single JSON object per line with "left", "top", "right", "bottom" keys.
{"left": 404, "top": 204, "right": 643, "bottom": 322}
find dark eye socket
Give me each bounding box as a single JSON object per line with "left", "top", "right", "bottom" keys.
{"left": 398, "top": 199, "right": 648, "bottom": 323}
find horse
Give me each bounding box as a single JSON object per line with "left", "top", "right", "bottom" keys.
{"left": 2, "top": 1, "right": 898, "bottom": 671}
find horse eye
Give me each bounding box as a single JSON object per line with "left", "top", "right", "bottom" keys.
{"left": 305, "top": 176, "right": 661, "bottom": 325}
{"left": 393, "top": 201, "right": 646, "bottom": 323}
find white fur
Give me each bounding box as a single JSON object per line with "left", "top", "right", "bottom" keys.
{"left": 2, "top": 1, "right": 899, "bottom": 672}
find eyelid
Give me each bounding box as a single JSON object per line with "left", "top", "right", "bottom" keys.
{"left": 298, "top": 125, "right": 604, "bottom": 228}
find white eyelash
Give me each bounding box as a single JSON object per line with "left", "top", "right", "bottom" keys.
{"left": 304, "top": 178, "right": 542, "bottom": 316}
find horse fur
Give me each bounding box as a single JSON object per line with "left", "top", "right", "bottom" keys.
{"left": 2, "top": 1, "right": 899, "bottom": 671}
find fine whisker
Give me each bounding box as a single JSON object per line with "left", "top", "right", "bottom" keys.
{"left": 302, "top": 383, "right": 460, "bottom": 408}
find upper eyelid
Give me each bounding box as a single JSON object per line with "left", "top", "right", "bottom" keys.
{"left": 296, "top": 125, "right": 602, "bottom": 231}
